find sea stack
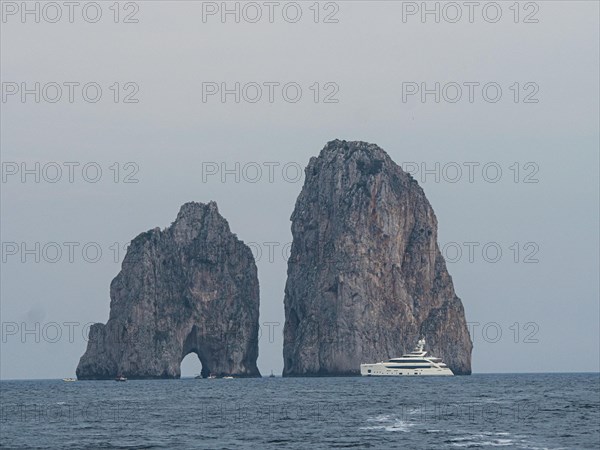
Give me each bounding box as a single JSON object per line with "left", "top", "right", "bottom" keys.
{"left": 77, "top": 202, "right": 261, "bottom": 379}
{"left": 283, "top": 140, "right": 472, "bottom": 376}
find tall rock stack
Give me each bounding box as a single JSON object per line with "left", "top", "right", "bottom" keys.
{"left": 77, "top": 201, "right": 261, "bottom": 379}
{"left": 283, "top": 140, "right": 472, "bottom": 376}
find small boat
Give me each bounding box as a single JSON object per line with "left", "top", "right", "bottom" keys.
{"left": 208, "top": 373, "right": 217, "bottom": 379}
{"left": 223, "top": 376, "right": 234, "bottom": 379}
{"left": 115, "top": 375, "right": 127, "bottom": 382}
{"left": 62, "top": 378, "right": 77, "bottom": 382}
{"left": 360, "top": 338, "right": 454, "bottom": 376}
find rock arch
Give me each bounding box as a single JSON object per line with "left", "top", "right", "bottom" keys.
{"left": 76, "top": 202, "right": 261, "bottom": 379}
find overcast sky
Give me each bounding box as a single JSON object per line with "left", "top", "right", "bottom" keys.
{"left": 1, "top": 1, "right": 598, "bottom": 379}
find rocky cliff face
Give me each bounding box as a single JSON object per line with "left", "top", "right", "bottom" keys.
{"left": 283, "top": 140, "right": 472, "bottom": 376}
{"left": 77, "top": 202, "right": 261, "bottom": 379}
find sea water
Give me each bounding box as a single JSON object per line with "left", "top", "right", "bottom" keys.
{"left": 1, "top": 373, "right": 598, "bottom": 449}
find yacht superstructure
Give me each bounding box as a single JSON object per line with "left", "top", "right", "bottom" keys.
{"left": 360, "top": 339, "right": 453, "bottom": 376}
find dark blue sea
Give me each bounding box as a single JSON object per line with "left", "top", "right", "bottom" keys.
{"left": 1, "top": 373, "right": 599, "bottom": 449}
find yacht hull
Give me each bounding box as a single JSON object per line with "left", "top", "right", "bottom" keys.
{"left": 360, "top": 363, "right": 454, "bottom": 376}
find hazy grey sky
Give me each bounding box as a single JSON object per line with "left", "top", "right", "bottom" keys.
{"left": 1, "top": 1, "right": 598, "bottom": 379}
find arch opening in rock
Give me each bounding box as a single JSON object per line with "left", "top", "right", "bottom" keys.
{"left": 181, "top": 326, "right": 211, "bottom": 378}
{"left": 180, "top": 351, "right": 208, "bottom": 378}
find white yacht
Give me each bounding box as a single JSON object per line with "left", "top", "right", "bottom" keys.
{"left": 360, "top": 339, "right": 453, "bottom": 376}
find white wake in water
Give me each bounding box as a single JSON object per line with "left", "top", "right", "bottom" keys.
{"left": 360, "top": 415, "right": 415, "bottom": 433}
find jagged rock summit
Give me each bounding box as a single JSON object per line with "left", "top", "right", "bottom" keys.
{"left": 283, "top": 140, "right": 472, "bottom": 376}
{"left": 77, "top": 201, "right": 261, "bottom": 379}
